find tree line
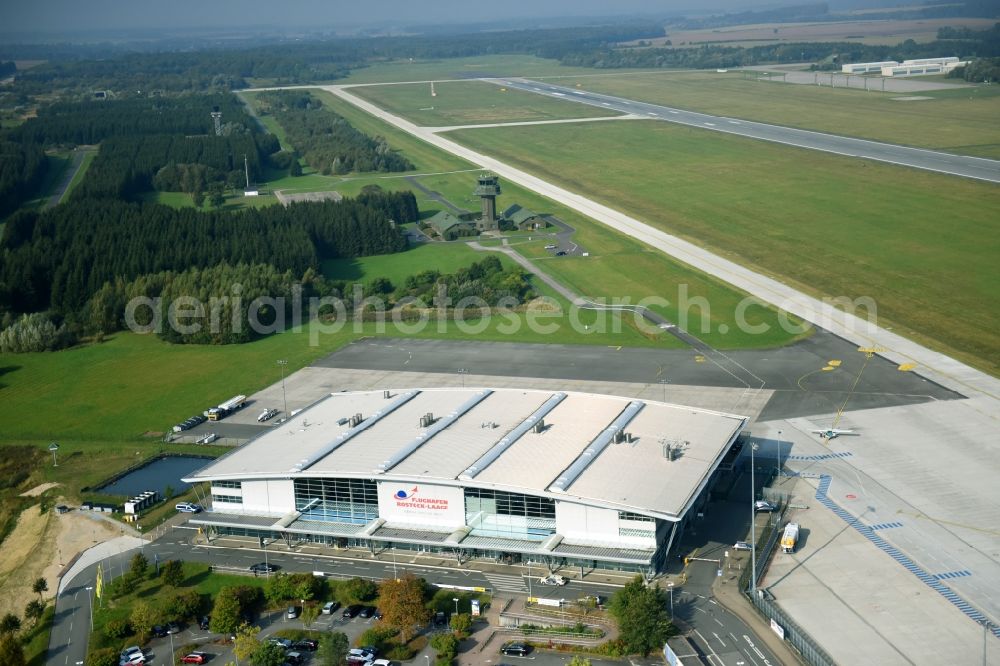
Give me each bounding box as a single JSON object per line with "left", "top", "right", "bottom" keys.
{"left": 254, "top": 91, "right": 414, "bottom": 174}
{"left": 7, "top": 24, "right": 663, "bottom": 95}
{"left": 0, "top": 141, "right": 48, "bottom": 218}
{"left": 10, "top": 93, "right": 253, "bottom": 146}
{"left": 0, "top": 189, "right": 415, "bottom": 328}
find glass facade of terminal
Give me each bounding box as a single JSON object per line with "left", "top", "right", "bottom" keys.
{"left": 293, "top": 478, "right": 379, "bottom": 524}
{"left": 464, "top": 487, "right": 557, "bottom": 541}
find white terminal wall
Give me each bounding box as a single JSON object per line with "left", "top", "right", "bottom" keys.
{"left": 239, "top": 479, "right": 295, "bottom": 516}
{"left": 377, "top": 481, "right": 466, "bottom": 529}
{"left": 554, "top": 501, "right": 653, "bottom": 548}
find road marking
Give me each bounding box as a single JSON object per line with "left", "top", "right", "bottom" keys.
{"left": 714, "top": 617, "right": 724, "bottom": 627}
{"left": 713, "top": 632, "right": 727, "bottom": 647}
{"left": 704, "top": 122, "right": 716, "bottom": 127}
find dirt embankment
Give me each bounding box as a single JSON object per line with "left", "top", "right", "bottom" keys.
{"left": 0, "top": 502, "right": 122, "bottom": 617}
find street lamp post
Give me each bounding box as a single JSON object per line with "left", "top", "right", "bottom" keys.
{"left": 277, "top": 360, "right": 288, "bottom": 416}
{"left": 667, "top": 581, "right": 674, "bottom": 618}
{"left": 658, "top": 379, "right": 669, "bottom": 403}
{"left": 85, "top": 586, "right": 94, "bottom": 630}
{"left": 453, "top": 597, "right": 460, "bottom": 616}
{"left": 49, "top": 442, "right": 59, "bottom": 467}
{"left": 458, "top": 368, "right": 468, "bottom": 388}
{"left": 168, "top": 631, "right": 175, "bottom": 665}
{"left": 750, "top": 442, "right": 759, "bottom": 598}
{"left": 777, "top": 430, "right": 783, "bottom": 476}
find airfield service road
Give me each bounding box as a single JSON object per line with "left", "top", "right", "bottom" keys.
{"left": 491, "top": 77, "right": 1000, "bottom": 184}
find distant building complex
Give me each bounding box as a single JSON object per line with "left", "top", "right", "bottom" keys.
{"left": 842, "top": 56, "right": 968, "bottom": 77}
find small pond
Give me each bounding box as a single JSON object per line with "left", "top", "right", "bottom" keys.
{"left": 94, "top": 455, "right": 210, "bottom": 498}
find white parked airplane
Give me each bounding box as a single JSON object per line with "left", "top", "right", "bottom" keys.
{"left": 812, "top": 428, "right": 859, "bottom": 440}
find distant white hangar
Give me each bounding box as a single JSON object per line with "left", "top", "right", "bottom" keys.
{"left": 184, "top": 388, "right": 748, "bottom": 573}
{"left": 841, "top": 56, "right": 967, "bottom": 77}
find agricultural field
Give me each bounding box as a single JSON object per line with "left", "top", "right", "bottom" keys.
{"left": 350, "top": 79, "right": 620, "bottom": 127}
{"left": 447, "top": 119, "right": 1000, "bottom": 373}
{"left": 536, "top": 71, "right": 1000, "bottom": 158}
{"left": 622, "top": 17, "right": 999, "bottom": 48}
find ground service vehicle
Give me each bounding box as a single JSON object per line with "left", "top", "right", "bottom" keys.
{"left": 539, "top": 574, "right": 566, "bottom": 586}
{"left": 781, "top": 523, "right": 800, "bottom": 553}
{"left": 206, "top": 395, "right": 247, "bottom": 421}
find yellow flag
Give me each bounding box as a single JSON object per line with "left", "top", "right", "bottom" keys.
{"left": 95, "top": 562, "right": 104, "bottom": 599}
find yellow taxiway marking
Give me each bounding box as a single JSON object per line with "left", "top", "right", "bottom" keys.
{"left": 694, "top": 355, "right": 706, "bottom": 363}
{"left": 822, "top": 366, "right": 835, "bottom": 371}
{"left": 898, "top": 363, "right": 917, "bottom": 371}
{"left": 828, "top": 359, "right": 842, "bottom": 367}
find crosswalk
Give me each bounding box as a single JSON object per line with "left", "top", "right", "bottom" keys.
{"left": 483, "top": 571, "right": 528, "bottom": 594}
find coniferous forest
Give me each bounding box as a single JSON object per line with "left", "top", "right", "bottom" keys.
{"left": 254, "top": 90, "right": 414, "bottom": 174}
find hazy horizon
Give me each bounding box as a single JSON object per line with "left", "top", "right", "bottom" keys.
{"left": 0, "top": 0, "right": 893, "bottom": 39}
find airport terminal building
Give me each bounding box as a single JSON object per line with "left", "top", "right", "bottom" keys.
{"left": 184, "top": 388, "right": 747, "bottom": 574}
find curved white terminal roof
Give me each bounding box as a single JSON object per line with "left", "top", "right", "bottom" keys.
{"left": 186, "top": 388, "right": 746, "bottom": 521}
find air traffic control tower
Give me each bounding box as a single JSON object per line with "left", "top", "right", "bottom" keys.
{"left": 475, "top": 173, "right": 501, "bottom": 231}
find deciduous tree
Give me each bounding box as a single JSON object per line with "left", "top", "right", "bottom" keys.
{"left": 376, "top": 575, "right": 430, "bottom": 642}
{"left": 162, "top": 560, "right": 184, "bottom": 587}
{"left": 129, "top": 600, "right": 157, "bottom": 639}
{"left": 607, "top": 576, "right": 672, "bottom": 656}
{"left": 316, "top": 632, "right": 348, "bottom": 666}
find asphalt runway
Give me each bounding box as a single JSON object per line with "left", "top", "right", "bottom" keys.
{"left": 492, "top": 78, "right": 1000, "bottom": 184}
{"left": 314, "top": 330, "right": 961, "bottom": 421}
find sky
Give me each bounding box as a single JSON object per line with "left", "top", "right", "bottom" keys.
{"left": 1, "top": 0, "right": 780, "bottom": 36}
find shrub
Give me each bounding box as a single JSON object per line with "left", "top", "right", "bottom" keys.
{"left": 103, "top": 618, "right": 132, "bottom": 640}
{"left": 86, "top": 647, "right": 118, "bottom": 666}
{"left": 356, "top": 626, "right": 398, "bottom": 652}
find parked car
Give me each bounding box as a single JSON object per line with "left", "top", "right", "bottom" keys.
{"left": 342, "top": 604, "right": 363, "bottom": 619}
{"left": 268, "top": 638, "right": 292, "bottom": 650}
{"left": 180, "top": 653, "right": 209, "bottom": 664}
{"left": 166, "top": 622, "right": 181, "bottom": 634}
{"left": 358, "top": 606, "right": 374, "bottom": 618}
{"left": 175, "top": 502, "right": 202, "bottom": 513}
{"left": 321, "top": 601, "right": 340, "bottom": 614}
{"left": 199, "top": 616, "right": 210, "bottom": 630}
{"left": 120, "top": 654, "right": 147, "bottom": 666}
{"left": 433, "top": 611, "right": 447, "bottom": 627}
{"left": 291, "top": 640, "right": 317, "bottom": 652}
{"left": 544, "top": 244, "right": 557, "bottom": 249}
{"left": 372, "top": 608, "right": 383, "bottom": 620}
{"left": 120, "top": 647, "right": 144, "bottom": 662}
{"left": 538, "top": 574, "right": 566, "bottom": 586}
{"left": 371, "top": 660, "right": 391, "bottom": 666}
{"left": 555, "top": 250, "right": 567, "bottom": 256}
{"left": 286, "top": 605, "right": 300, "bottom": 619}
{"left": 733, "top": 541, "right": 752, "bottom": 551}
{"left": 500, "top": 642, "right": 530, "bottom": 657}
{"left": 150, "top": 625, "right": 168, "bottom": 637}
{"left": 285, "top": 652, "right": 304, "bottom": 665}
{"left": 754, "top": 500, "right": 777, "bottom": 512}
{"left": 196, "top": 433, "right": 218, "bottom": 445}
{"left": 248, "top": 562, "right": 276, "bottom": 573}
{"left": 258, "top": 408, "right": 279, "bottom": 422}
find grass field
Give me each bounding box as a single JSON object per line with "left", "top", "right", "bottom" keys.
{"left": 334, "top": 55, "right": 631, "bottom": 85}
{"left": 544, "top": 70, "right": 1000, "bottom": 158}
{"left": 448, "top": 119, "right": 1000, "bottom": 373}
{"left": 350, "top": 80, "right": 620, "bottom": 127}
{"left": 63, "top": 150, "right": 96, "bottom": 199}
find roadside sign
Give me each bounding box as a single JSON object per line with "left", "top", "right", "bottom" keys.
{"left": 471, "top": 599, "right": 481, "bottom": 617}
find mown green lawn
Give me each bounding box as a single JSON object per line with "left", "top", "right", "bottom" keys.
{"left": 557, "top": 70, "right": 1000, "bottom": 158}
{"left": 448, "top": 119, "right": 1000, "bottom": 373}
{"left": 350, "top": 80, "right": 619, "bottom": 127}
